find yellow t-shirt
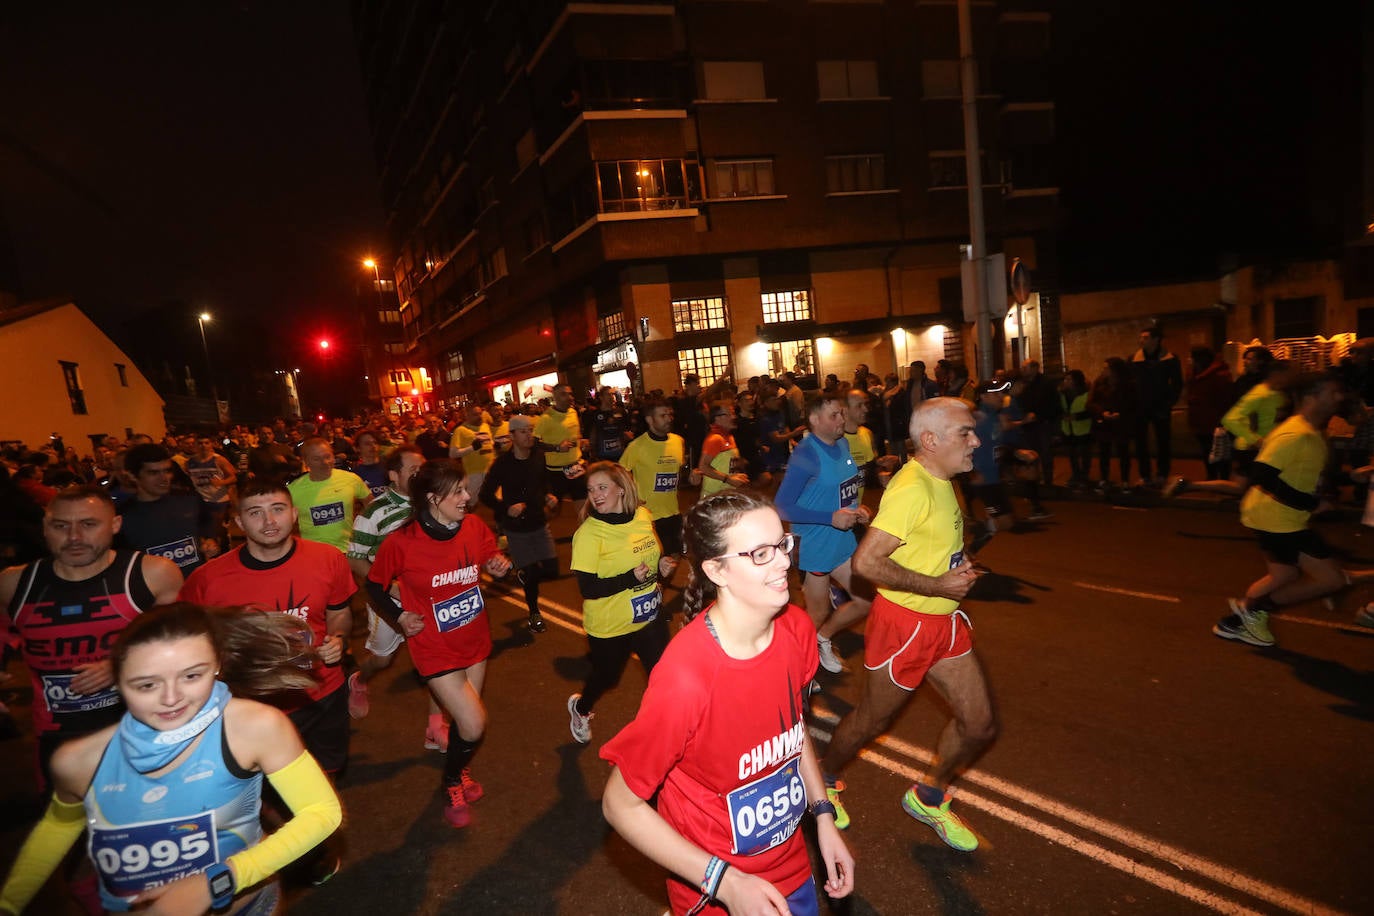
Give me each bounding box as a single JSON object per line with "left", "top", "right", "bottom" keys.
{"left": 869, "top": 458, "right": 965, "bottom": 616}
{"left": 536, "top": 408, "right": 582, "bottom": 468}
{"left": 451, "top": 422, "right": 494, "bottom": 476}
{"left": 620, "top": 432, "right": 685, "bottom": 520}
{"left": 571, "top": 506, "right": 663, "bottom": 638}
{"left": 699, "top": 432, "right": 739, "bottom": 497}
{"left": 1240, "top": 415, "right": 1327, "bottom": 534}
{"left": 844, "top": 426, "right": 875, "bottom": 504}
{"left": 287, "top": 469, "right": 372, "bottom": 553}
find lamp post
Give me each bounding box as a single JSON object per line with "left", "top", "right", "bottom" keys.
{"left": 364, "top": 257, "right": 398, "bottom": 409}
{"left": 196, "top": 312, "right": 219, "bottom": 403}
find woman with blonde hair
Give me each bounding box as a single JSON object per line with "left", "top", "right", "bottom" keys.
{"left": 566, "top": 461, "right": 677, "bottom": 745}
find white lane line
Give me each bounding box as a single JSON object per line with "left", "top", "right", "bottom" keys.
{"left": 810, "top": 713, "right": 1348, "bottom": 916}
{"left": 1278, "top": 615, "right": 1374, "bottom": 634}
{"left": 811, "top": 731, "right": 1267, "bottom": 916}
{"left": 1073, "top": 581, "right": 1181, "bottom": 603}
{"left": 1110, "top": 505, "right": 1150, "bottom": 512}
{"left": 496, "top": 594, "right": 585, "bottom": 635}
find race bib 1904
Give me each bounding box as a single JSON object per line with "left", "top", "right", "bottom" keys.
{"left": 726, "top": 757, "right": 805, "bottom": 856}
{"left": 629, "top": 588, "right": 661, "bottom": 624}
{"left": 89, "top": 811, "right": 218, "bottom": 897}
{"left": 434, "top": 586, "right": 484, "bottom": 633}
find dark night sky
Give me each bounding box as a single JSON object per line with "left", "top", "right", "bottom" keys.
{"left": 0, "top": 3, "right": 1362, "bottom": 376}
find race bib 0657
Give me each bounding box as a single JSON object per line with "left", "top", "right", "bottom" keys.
{"left": 433, "top": 586, "right": 484, "bottom": 633}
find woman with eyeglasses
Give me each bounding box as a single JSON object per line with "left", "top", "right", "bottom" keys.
{"left": 566, "top": 462, "right": 677, "bottom": 745}
{"left": 601, "top": 491, "right": 854, "bottom": 916}
{"left": 0, "top": 603, "right": 342, "bottom": 915}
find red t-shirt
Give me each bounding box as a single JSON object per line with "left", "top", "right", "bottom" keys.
{"left": 600, "top": 604, "right": 819, "bottom": 913}
{"left": 366, "top": 518, "right": 499, "bottom": 676}
{"left": 181, "top": 538, "right": 355, "bottom": 706}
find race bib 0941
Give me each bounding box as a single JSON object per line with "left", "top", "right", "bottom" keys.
{"left": 309, "top": 502, "right": 346, "bottom": 526}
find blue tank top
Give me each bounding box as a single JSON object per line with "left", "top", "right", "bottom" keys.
{"left": 778, "top": 434, "right": 860, "bottom": 573}
{"left": 84, "top": 702, "right": 263, "bottom": 911}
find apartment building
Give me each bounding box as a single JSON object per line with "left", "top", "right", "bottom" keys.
{"left": 352, "top": 0, "right": 1058, "bottom": 405}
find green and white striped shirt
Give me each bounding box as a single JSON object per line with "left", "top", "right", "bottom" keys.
{"left": 347, "top": 488, "right": 412, "bottom": 562}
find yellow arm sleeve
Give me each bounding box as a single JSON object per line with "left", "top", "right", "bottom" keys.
{"left": 225, "top": 751, "right": 341, "bottom": 892}
{"left": 0, "top": 795, "right": 87, "bottom": 914}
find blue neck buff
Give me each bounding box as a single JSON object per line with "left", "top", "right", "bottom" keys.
{"left": 118, "top": 679, "right": 231, "bottom": 773}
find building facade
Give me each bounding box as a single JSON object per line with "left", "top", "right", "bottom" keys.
{"left": 353, "top": 0, "right": 1057, "bottom": 405}
{"left": 0, "top": 299, "right": 166, "bottom": 449}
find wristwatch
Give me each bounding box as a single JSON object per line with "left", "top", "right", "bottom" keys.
{"left": 810, "top": 799, "right": 838, "bottom": 820}
{"left": 205, "top": 862, "right": 235, "bottom": 911}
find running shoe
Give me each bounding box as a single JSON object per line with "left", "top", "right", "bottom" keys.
{"left": 901, "top": 786, "right": 978, "bottom": 851}
{"left": 1162, "top": 476, "right": 1189, "bottom": 499}
{"left": 829, "top": 584, "right": 850, "bottom": 610}
{"left": 1214, "top": 600, "right": 1275, "bottom": 647}
{"left": 424, "top": 720, "right": 450, "bottom": 752}
{"left": 346, "top": 671, "right": 369, "bottom": 719}
{"left": 460, "top": 767, "right": 484, "bottom": 803}
{"left": 528, "top": 612, "right": 547, "bottom": 634}
{"left": 817, "top": 636, "right": 847, "bottom": 674}
{"left": 443, "top": 784, "right": 471, "bottom": 828}
{"left": 568, "top": 693, "right": 593, "bottom": 744}
{"left": 307, "top": 853, "right": 342, "bottom": 886}
{"left": 1355, "top": 605, "right": 1374, "bottom": 629}
{"left": 1027, "top": 508, "right": 1053, "bottom": 521}
{"left": 825, "top": 777, "right": 851, "bottom": 831}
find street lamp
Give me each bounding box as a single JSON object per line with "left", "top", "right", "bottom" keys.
{"left": 196, "top": 311, "right": 219, "bottom": 402}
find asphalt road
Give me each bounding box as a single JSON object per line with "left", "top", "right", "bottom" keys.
{"left": 3, "top": 474, "right": 1372, "bottom": 915}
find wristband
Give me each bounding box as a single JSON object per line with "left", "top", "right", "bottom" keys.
{"left": 811, "top": 798, "right": 838, "bottom": 820}
{"left": 685, "top": 856, "right": 730, "bottom": 916}
{"left": 205, "top": 862, "right": 234, "bottom": 911}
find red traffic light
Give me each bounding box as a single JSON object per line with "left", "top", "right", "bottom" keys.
{"left": 318, "top": 339, "right": 331, "bottom": 350}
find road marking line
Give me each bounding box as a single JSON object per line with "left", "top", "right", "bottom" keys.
{"left": 810, "top": 713, "right": 1346, "bottom": 916}
{"left": 1277, "top": 615, "right": 1373, "bottom": 634}
{"left": 1110, "top": 505, "right": 1150, "bottom": 512}
{"left": 496, "top": 594, "right": 585, "bottom": 636}
{"left": 809, "top": 731, "right": 1267, "bottom": 916}
{"left": 1073, "top": 581, "right": 1181, "bottom": 603}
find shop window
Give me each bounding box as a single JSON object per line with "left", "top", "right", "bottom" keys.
{"left": 825, "top": 154, "right": 886, "bottom": 192}
{"left": 713, "top": 159, "right": 774, "bottom": 198}
{"left": 761, "top": 290, "right": 812, "bottom": 324}
{"left": 677, "top": 345, "right": 732, "bottom": 387}
{"left": 59, "top": 361, "right": 87, "bottom": 415}
{"left": 767, "top": 339, "right": 816, "bottom": 377}
{"left": 672, "top": 296, "right": 730, "bottom": 333}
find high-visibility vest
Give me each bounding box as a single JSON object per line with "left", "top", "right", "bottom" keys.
{"left": 1060, "top": 392, "right": 1091, "bottom": 436}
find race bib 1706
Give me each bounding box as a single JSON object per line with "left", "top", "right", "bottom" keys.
{"left": 433, "top": 586, "right": 484, "bottom": 633}
{"left": 89, "top": 811, "right": 219, "bottom": 897}
{"left": 839, "top": 474, "right": 861, "bottom": 508}
{"left": 726, "top": 757, "right": 805, "bottom": 856}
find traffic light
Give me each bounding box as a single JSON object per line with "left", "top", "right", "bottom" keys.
{"left": 318, "top": 338, "right": 331, "bottom": 351}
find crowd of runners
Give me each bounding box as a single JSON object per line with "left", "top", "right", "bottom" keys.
{"left": 2, "top": 335, "right": 1372, "bottom": 913}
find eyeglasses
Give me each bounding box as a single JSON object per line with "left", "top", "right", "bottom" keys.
{"left": 711, "top": 533, "right": 794, "bottom": 566}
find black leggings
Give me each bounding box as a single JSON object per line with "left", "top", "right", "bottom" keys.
{"left": 519, "top": 558, "right": 560, "bottom": 616}
{"left": 575, "top": 615, "right": 670, "bottom": 715}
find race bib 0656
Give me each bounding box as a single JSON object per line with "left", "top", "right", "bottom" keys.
{"left": 726, "top": 757, "right": 805, "bottom": 856}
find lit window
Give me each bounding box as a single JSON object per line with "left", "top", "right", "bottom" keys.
{"left": 761, "top": 290, "right": 812, "bottom": 324}
{"left": 826, "top": 154, "right": 886, "bottom": 192}
{"left": 441, "top": 350, "right": 467, "bottom": 384}
{"left": 713, "top": 159, "right": 774, "bottom": 198}
{"left": 672, "top": 297, "right": 729, "bottom": 333}
{"left": 677, "top": 345, "right": 732, "bottom": 386}
{"left": 597, "top": 159, "right": 694, "bottom": 212}
{"left": 816, "top": 60, "right": 880, "bottom": 98}
{"left": 599, "top": 312, "right": 628, "bottom": 342}
{"left": 767, "top": 339, "right": 816, "bottom": 377}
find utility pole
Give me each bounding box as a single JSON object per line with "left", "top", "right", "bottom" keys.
{"left": 959, "top": 0, "right": 995, "bottom": 381}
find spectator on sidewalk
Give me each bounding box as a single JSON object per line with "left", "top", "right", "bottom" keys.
{"left": 1128, "top": 326, "right": 1184, "bottom": 487}
{"left": 1088, "top": 357, "right": 1136, "bottom": 489}
{"left": 1185, "top": 347, "right": 1235, "bottom": 481}
{"left": 1017, "top": 360, "right": 1062, "bottom": 489}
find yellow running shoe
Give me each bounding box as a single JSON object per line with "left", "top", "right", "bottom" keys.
{"left": 901, "top": 786, "right": 978, "bottom": 851}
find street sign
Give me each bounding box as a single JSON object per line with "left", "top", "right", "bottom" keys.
{"left": 1010, "top": 258, "right": 1031, "bottom": 306}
